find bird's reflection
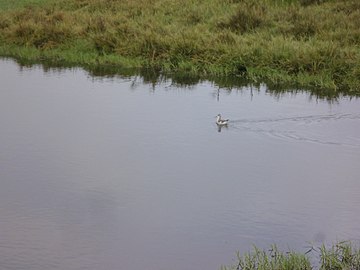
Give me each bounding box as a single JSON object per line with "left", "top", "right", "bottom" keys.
{"left": 217, "top": 124, "right": 229, "bottom": 132}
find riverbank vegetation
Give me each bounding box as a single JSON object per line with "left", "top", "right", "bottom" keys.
{"left": 0, "top": 0, "right": 359, "bottom": 95}
{"left": 224, "top": 241, "right": 360, "bottom": 270}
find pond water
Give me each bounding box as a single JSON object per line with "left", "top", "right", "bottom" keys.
{"left": 0, "top": 58, "right": 359, "bottom": 270}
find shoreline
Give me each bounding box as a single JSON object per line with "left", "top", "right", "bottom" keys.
{"left": 0, "top": 0, "right": 359, "bottom": 96}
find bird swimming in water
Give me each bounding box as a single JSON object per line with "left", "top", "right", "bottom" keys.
{"left": 216, "top": 114, "right": 229, "bottom": 126}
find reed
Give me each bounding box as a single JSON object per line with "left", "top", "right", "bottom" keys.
{"left": 223, "top": 242, "right": 360, "bottom": 270}
{"left": 0, "top": 0, "right": 359, "bottom": 94}
{"left": 234, "top": 245, "right": 311, "bottom": 270}
{"left": 320, "top": 241, "right": 360, "bottom": 270}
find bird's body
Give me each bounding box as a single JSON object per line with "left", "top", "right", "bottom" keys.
{"left": 216, "top": 114, "right": 229, "bottom": 126}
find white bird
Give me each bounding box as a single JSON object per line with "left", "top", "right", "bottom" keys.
{"left": 216, "top": 114, "right": 229, "bottom": 126}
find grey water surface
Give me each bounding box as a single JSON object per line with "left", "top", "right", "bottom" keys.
{"left": 0, "top": 59, "right": 359, "bottom": 270}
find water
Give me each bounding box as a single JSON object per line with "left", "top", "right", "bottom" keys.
{"left": 0, "top": 59, "right": 359, "bottom": 270}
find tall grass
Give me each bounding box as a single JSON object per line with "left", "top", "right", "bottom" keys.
{"left": 320, "top": 241, "right": 360, "bottom": 270}
{"left": 223, "top": 242, "right": 360, "bottom": 270}
{"left": 0, "top": 0, "right": 55, "bottom": 10}
{"left": 234, "top": 245, "right": 311, "bottom": 270}
{"left": 0, "top": 0, "right": 359, "bottom": 94}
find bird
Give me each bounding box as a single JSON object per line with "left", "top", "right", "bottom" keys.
{"left": 216, "top": 114, "right": 229, "bottom": 126}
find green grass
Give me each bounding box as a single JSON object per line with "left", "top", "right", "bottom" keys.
{"left": 0, "top": 0, "right": 360, "bottom": 95}
{"left": 320, "top": 241, "right": 360, "bottom": 270}
{"left": 0, "top": 0, "right": 55, "bottom": 10}
{"left": 222, "top": 242, "right": 360, "bottom": 270}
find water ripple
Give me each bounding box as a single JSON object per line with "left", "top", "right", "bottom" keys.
{"left": 230, "top": 113, "right": 360, "bottom": 147}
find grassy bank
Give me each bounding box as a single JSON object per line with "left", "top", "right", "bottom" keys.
{"left": 0, "top": 0, "right": 359, "bottom": 95}
{"left": 224, "top": 241, "right": 360, "bottom": 270}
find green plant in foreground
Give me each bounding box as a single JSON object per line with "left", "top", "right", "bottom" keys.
{"left": 224, "top": 245, "right": 312, "bottom": 270}
{"left": 223, "top": 242, "right": 360, "bottom": 270}
{"left": 320, "top": 241, "right": 360, "bottom": 270}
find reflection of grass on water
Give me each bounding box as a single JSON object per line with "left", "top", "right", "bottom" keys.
{"left": 0, "top": 0, "right": 360, "bottom": 95}
{"left": 223, "top": 241, "right": 360, "bottom": 270}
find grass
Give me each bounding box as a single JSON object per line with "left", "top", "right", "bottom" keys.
{"left": 0, "top": 0, "right": 360, "bottom": 95}
{"left": 320, "top": 241, "right": 360, "bottom": 270}
{"left": 222, "top": 241, "right": 360, "bottom": 270}
{"left": 0, "top": 0, "right": 55, "bottom": 10}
